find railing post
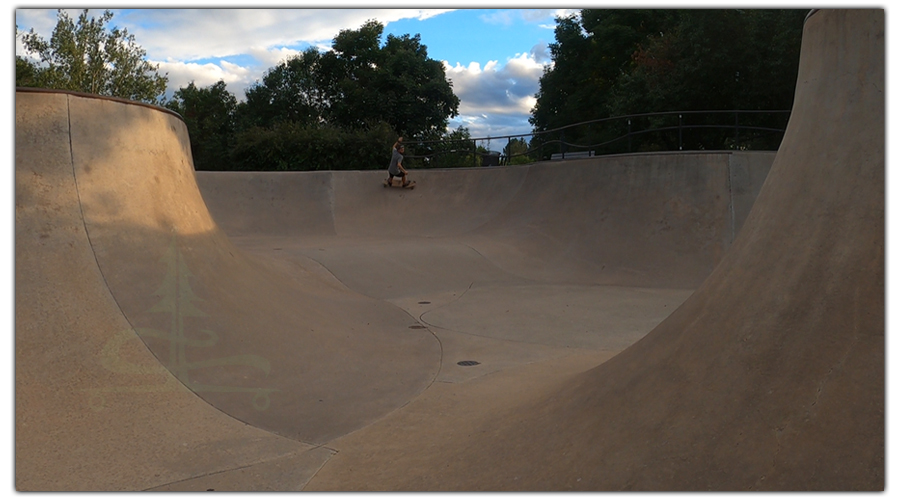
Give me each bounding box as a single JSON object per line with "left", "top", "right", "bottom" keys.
{"left": 627, "top": 119, "right": 632, "bottom": 152}
{"left": 560, "top": 130, "right": 566, "bottom": 159}
{"left": 679, "top": 114, "right": 683, "bottom": 150}
{"left": 506, "top": 137, "right": 511, "bottom": 166}
{"left": 735, "top": 111, "right": 740, "bottom": 148}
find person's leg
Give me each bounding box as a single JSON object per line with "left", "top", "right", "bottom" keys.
{"left": 401, "top": 172, "right": 409, "bottom": 186}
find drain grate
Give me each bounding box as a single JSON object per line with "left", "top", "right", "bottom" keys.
{"left": 418, "top": 301, "right": 431, "bottom": 305}
{"left": 409, "top": 325, "right": 427, "bottom": 329}
{"left": 457, "top": 360, "right": 481, "bottom": 366}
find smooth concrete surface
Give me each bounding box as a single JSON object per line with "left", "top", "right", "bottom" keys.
{"left": 303, "top": 9, "right": 884, "bottom": 491}
{"left": 14, "top": 8, "right": 883, "bottom": 492}
{"left": 14, "top": 91, "right": 325, "bottom": 491}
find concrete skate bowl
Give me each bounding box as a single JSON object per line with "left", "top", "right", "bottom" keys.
{"left": 15, "top": 8, "right": 882, "bottom": 492}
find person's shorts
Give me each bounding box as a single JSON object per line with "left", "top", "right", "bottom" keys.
{"left": 388, "top": 170, "right": 403, "bottom": 177}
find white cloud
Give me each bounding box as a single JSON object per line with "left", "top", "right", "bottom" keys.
{"left": 16, "top": 7, "right": 551, "bottom": 136}
{"left": 119, "top": 9, "right": 453, "bottom": 62}
{"left": 531, "top": 41, "right": 552, "bottom": 65}
{"left": 444, "top": 50, "right": 547, "bottom": 137}
{"left": 15, "top": 8, "right": 108, "bottom": 59}
{"left": 480, "top": 8, "right": 572, "bottom": 27}
{"left": 479, "top": 10, "right": 516, "bottom": 26}
{"left": 16, "top": 8, "right": 84, "bottom": 35}
{"left": 17, "top": 8, "right": 457, "bottom": 99}
{"left": 156, "top": 59, "right": 254, "bottom": 99}
{"left": 18, "top": 9, "right": 454, "bottom": 61}
{"left": 249, "top": 46, "right": 303, "bottom": 70}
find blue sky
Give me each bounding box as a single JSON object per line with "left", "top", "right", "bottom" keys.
{"left": 382, "top": 9, "right": 556, "bottom": 67}
{"left": 15, "top": 5, "right": 573, "bottom": 138}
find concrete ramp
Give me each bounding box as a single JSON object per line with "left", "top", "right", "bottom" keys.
{"left": 15, "top": 7, "right": 882, "bottom": 492}
{"left": 14, "top": 91, "right": 322, "bottom": 491}
{"left": 198, "top": 151, "right": 772, "bottom": 290}
{"left": 303, "top": 8, "right": 884, "bottom": 491}
{"left": 15, "top": 90, "right": 440, "bottom": 490}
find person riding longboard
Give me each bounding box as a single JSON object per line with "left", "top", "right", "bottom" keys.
{"left": 385, "top": 141, "right": 415, "bottom": 189}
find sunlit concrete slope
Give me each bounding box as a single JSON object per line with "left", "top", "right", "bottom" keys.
{"left": 15, "top": 89, "right": 440, "bottom": 490}
{"left": 303, "top": 8, "right": 884, "bottom": 491}
{"left": 14, "top": 91, "right": 318, "bottom": 491}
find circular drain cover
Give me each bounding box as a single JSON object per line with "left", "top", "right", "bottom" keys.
{"left": 457, "top": 360, "right": 481, "bottom": 366}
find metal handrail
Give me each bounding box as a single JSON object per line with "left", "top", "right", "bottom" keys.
{"left": 405, "top": 109, "right": 791, "bottom": 168}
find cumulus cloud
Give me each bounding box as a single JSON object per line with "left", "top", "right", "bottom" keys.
{"left": 444, "top": 49, "right": 548, "bottom": 138}
{"left": 16, "top": 7, "right": 556, "bottom": 137}
{"left": 16, "top": 8, "right": 72, "bottom": 36}
{"left": 479, "top": 10, "right": 517, "bottom": 26}
{"left": 18, "top": 9, "right": 455, "bottom": 98}
{"left": 119, "top": 9, "right": 453, "bottom": 62}
{"left": 535, "top": 9, "right": 581, "bottom": 29}
{"left": 530, "top": 41, "right": 552, "bottom": 65}
{"left": 480, "top": 9, "right": 572, "bottom": 27}
{"left": 249, "top": 46, "right": 305, "bottom": 70}
{"left": 156, "top": 59, "right": 256, "bottom": 99}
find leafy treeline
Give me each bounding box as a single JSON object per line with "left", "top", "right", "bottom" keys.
{"left": 16, "top": 10, "right": 461, "bottom": 171}
{"left": 530, "top": 9, "right": 807, "bottom": 153}
{"left": 17, "top": 9, "right": 808, "bottom": 169}
{"left": 168, "top": 19, "right": 461, "bottom": 171}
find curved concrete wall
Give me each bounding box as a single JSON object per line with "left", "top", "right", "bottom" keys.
{"left": 15, "top": 7, "right": 882, "bottom": 492}
{"left": 198, "top": 150, "right": 774, "bottom": 288}
{"left": 303, "top": 8, "right": 885, "bottom": 491}
{"left": 15, "top": 89, "right": 440, "bottom": 489}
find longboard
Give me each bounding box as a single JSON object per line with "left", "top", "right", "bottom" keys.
{"left": 384, "top": 179, "right": 416, "bottom": 189}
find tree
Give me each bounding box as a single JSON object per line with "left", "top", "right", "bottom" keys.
{"left": 530, "top": 14, "right": 591, "bottom": 132}
{"left": 17, "top": 9, "right": 168, "bottom": 104}
{"left": 531, "top": 9, "right": 805, "bottom": 151}
{"left": 416, "top": 125, "right": 475, "bottom": 168}
{"left": 607, "top": 9, "right": 805, "bottom": 150}
{"left": 503, "top": 137, "right": 533, "bottom": 165}
{"left": 377, "top": 32, "right": 460, "bottom": 139}
{"left": 15, "top": 56, "right": 39, "bottom": 87}
{"left": 240, "top": 47, "right": 326, "bottom": 129}
{"left": 531, "top": 10, "right": 672, "bottom": 133}
{"left": 165, "top": 81, "right": 238, "bottom": 171}
{"left": 242, "top": 19, "right": 459, "bottom": 140}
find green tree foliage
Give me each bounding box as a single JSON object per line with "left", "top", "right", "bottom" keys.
{"left": 532, "top": 10, "right": 673, "bottom": 132}
{"left": 378, "top": 31, "right": 461, "bottom": 138}
{"left": 229, "top": 121, "right": 397, "bottom": 171}
{"left": 414, "top": 126, "right": 478, "bottom": 169}
{"left": 243, "top": 19, "right": 460, "bottom": 139}
{"left": 17, "top": 9, "right": 168, "bottom": 104}
{"left": 165, "top": 81, "right": 238, "bottom": 171}
{"left": 240, "top": 47, "right": 326, "bottom": 129}
{"left": 608, "top": 10, "right": 805, "bottom": 113}
{"left": 531, "top": 9, "right": 805, "bottom": 151}
{"left": 189, "top": 19, "right": 463, "bottom": 171}
{"left": 15, "top": 56, "right": 39, "bottom": 87}
{"left": 503, "top": 137, "right": 534, "bottom": 165}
